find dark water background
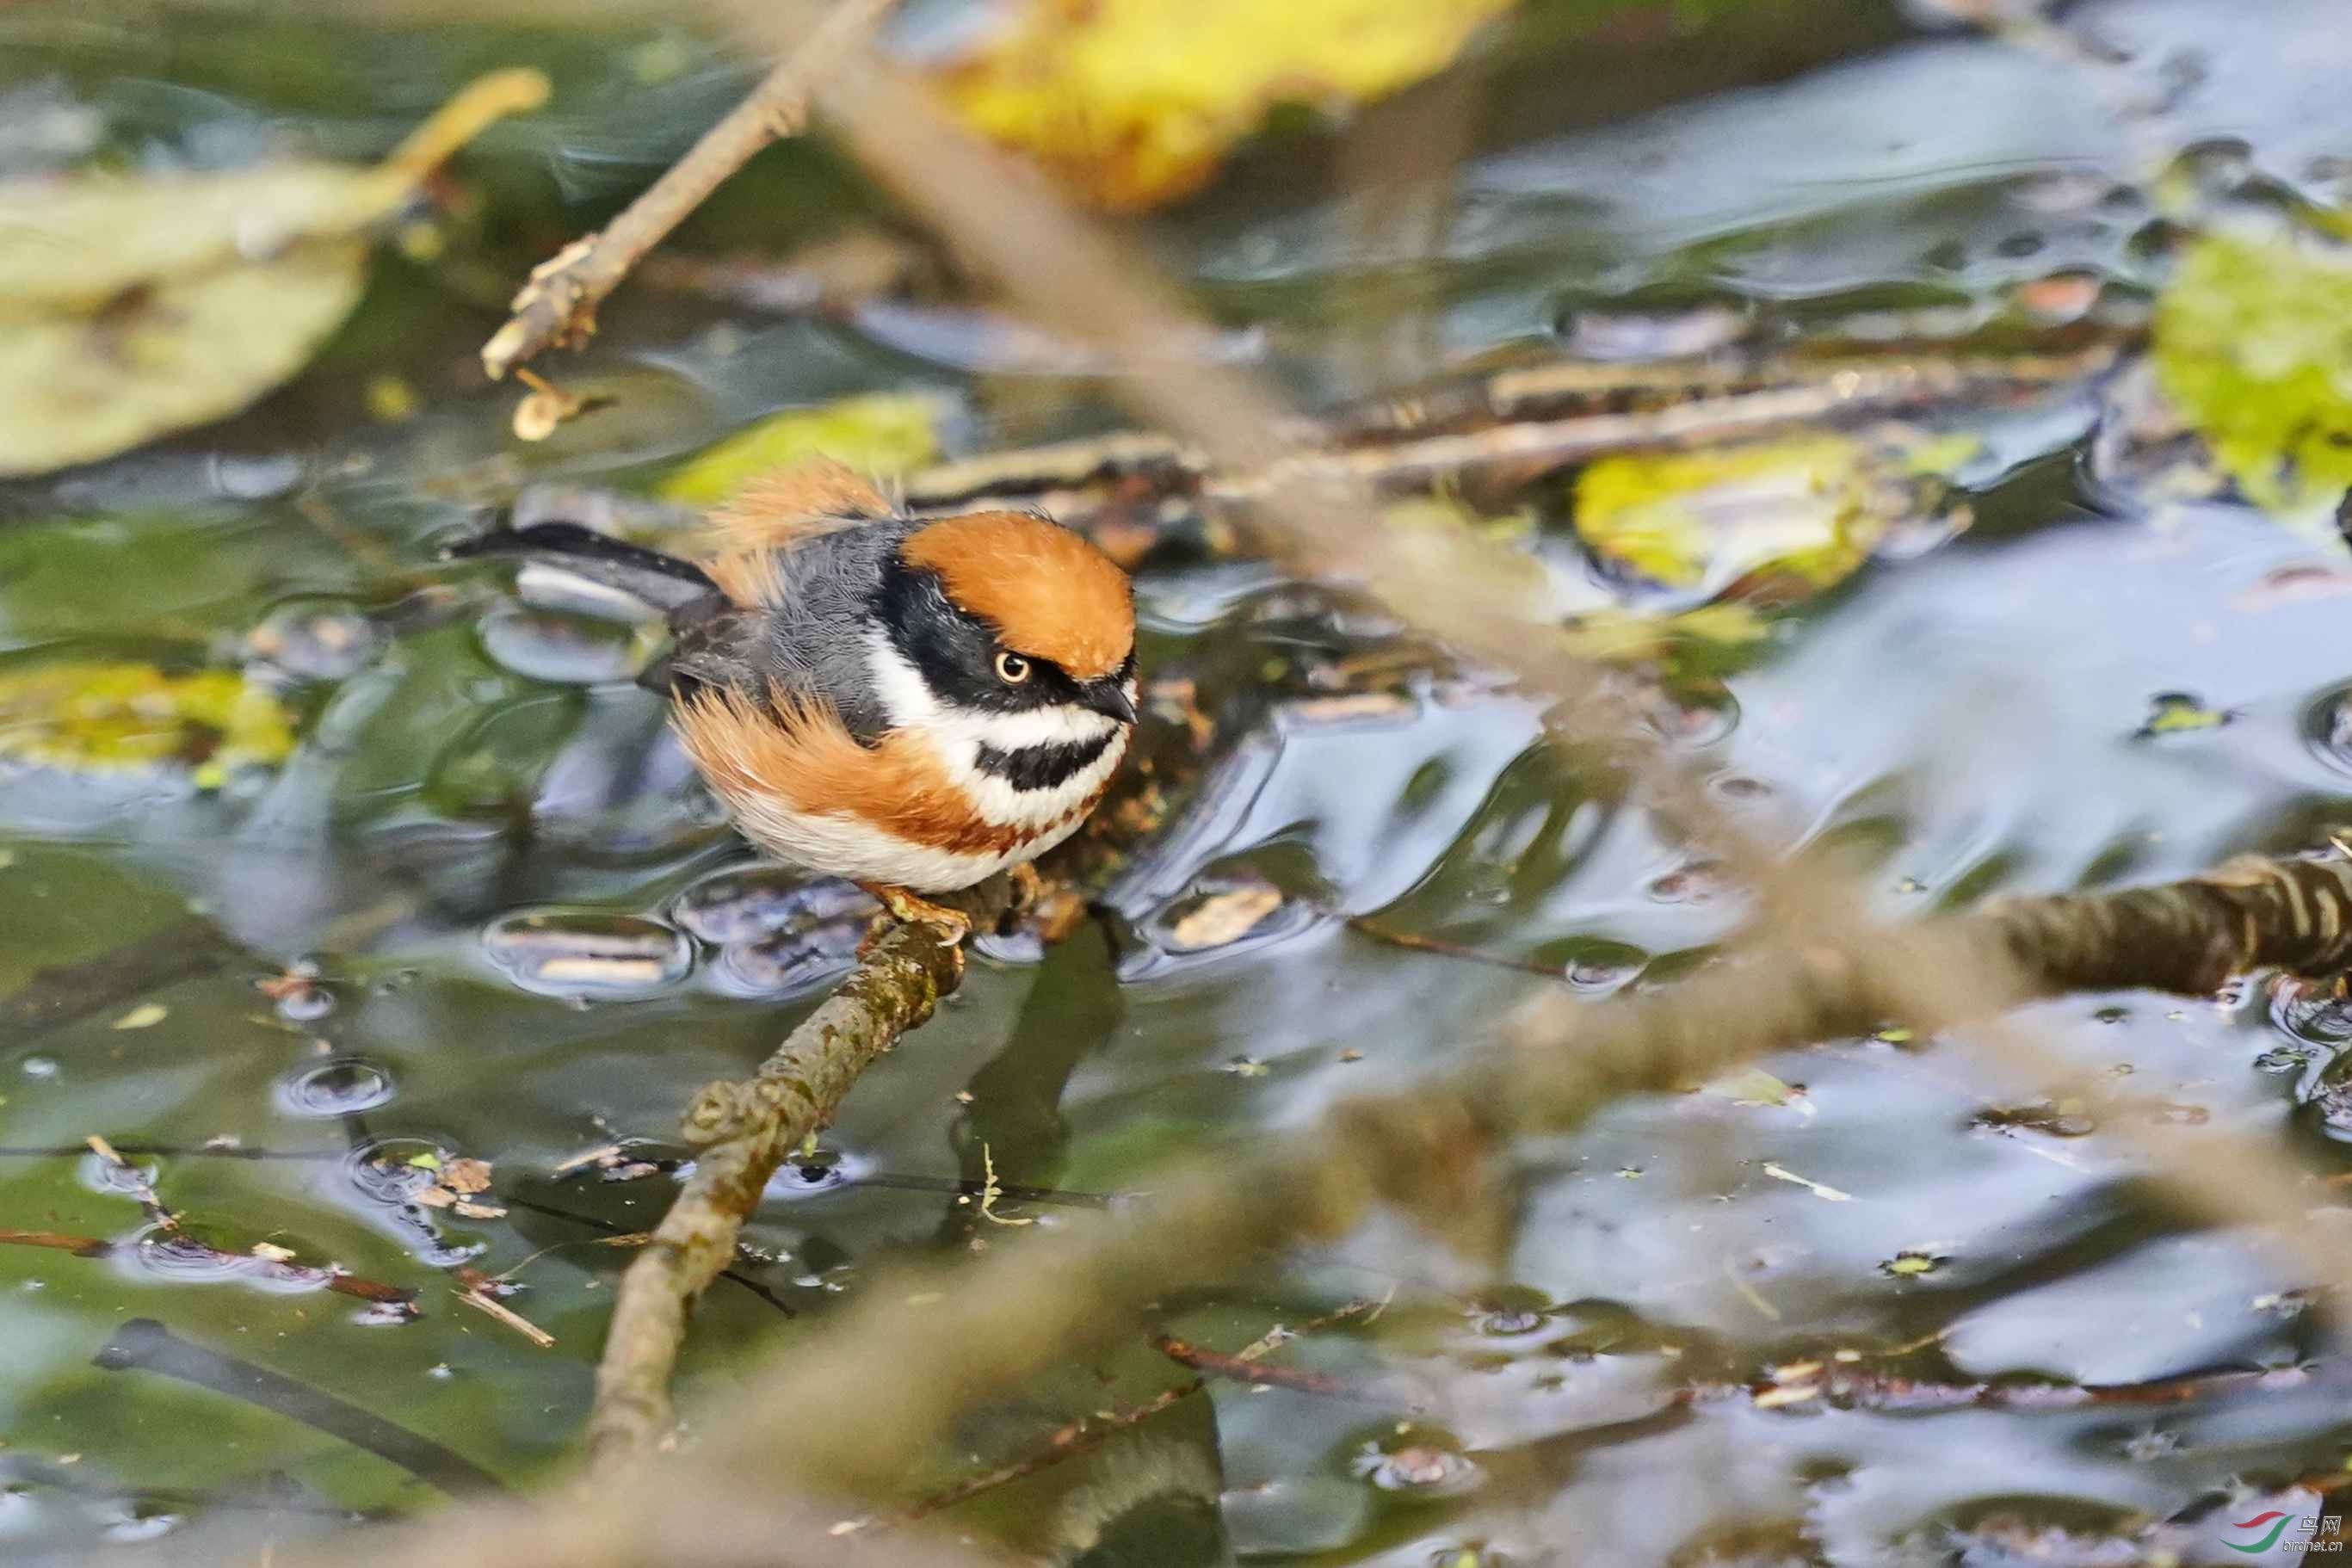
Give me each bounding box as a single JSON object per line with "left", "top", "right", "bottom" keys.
{"left": 3, "top": 1, "right": 2352, "bottom": 1561}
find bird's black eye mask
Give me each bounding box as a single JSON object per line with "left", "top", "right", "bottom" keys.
{"left": 874, "top": 556, "right": 1129, "bottom": 717}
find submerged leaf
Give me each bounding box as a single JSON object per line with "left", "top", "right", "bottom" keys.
{"left": 2154, "top": 224, "right": 2352, "bottom": 528}
{"left": 0, "top": 661, "right": 297, "bottom": 786}
{"left": 938, "top": 0, "right": 1517, "bottom": 210}
{"left": 657, "top": 392, "right": 944, "bottom": 505}
{"left": 0, "top": 68, "right": 546, "bottom": 476}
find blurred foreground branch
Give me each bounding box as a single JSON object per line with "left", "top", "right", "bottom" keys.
{"left": 249, "top": 849, "right": 2352, "bottom": 1568}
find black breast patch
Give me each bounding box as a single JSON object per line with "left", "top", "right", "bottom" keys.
{"left": 974, "top": 732, "right": 1115, "bottom": 793}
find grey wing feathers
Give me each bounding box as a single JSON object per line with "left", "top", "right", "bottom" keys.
{"left": 674, "top": 518, "right": 913, "bottom": 742}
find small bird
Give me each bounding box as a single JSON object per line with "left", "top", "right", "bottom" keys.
{"left": 452, "top": 460, "right": 1138, "bottom": 935}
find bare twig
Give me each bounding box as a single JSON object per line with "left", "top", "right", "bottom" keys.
{"left": 478, "top": 0, "right": 899, "bottom": 380}
{"left": 0, "top": 1225, "right": 415, "bottom": 1309}
{"left": 457, "top": 1284, "right": 558, "bottom": 1348}
{"left": 1151, "top": 1333, "right": 1355, "bottom": 1397}
{"left": 587, "top": 906, "right": 977, "bottom": 1468}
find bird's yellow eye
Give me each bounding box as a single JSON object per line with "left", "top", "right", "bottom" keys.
{"left": 994, "top": 651, "right": 1032, "bottom": 684}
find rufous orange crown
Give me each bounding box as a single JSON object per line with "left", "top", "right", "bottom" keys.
{"left": 900, "top": 512, "right": 1134, "bottom": 679}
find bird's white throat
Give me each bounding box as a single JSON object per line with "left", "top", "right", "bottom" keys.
{"left": 861, "top": 631, "right": 1129, "bottom": 829}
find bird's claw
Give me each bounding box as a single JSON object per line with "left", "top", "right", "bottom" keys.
{"left": 857, "top": 882, "right": 972, "bottom": 946}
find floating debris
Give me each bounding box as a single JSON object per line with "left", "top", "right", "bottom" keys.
{"left": 2136, "top": 691, "right": 2232, "bottom": 738}
{"left": 1166, "top": 882, "right": 1287, "bottom": 951}
{"left": 1762, "top": 1163, "right": 1852, "bottom": 1202}
{"left": 1352, "top": 1430, "right": 1485, "bottom": 1498}
{"left": 1880, "top": 1250, "right": 1949, "bottom": 1280}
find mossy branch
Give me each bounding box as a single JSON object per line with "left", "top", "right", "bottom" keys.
{"left": 586, "top": 904, "right": 974, "bottom": 1470}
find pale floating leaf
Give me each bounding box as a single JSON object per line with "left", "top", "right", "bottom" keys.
{"left": 0, "top": 239, "right": 368, "bottom": 476}
{"left": 0, "top": 68, "right": 546, "bottom": 477}
{"left": 1168, "top": 885, "right": 1284, "bottom": 951}
{"left": 1702, "top": 1067, "right": 1808, "bottom": 1111}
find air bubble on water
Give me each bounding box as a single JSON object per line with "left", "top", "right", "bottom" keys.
{"left": 275, "top": 1058, "right": 395, "bottom": 1117}
{"left": 275, "top": 982, "right": 336, "bottom": 1022}
{"left": 99, "top": 1504, "right": 182, "bottom": 1544}
{"left": 341, "top": 1139, "right": 443, "bottom": 1206}
{"left": 124, "top": 1229, "right": 253, "bottom": 1287}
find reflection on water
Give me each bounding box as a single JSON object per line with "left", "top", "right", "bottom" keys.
{"left": 0, "top": 0, "right": 2349, "bottom": 1562}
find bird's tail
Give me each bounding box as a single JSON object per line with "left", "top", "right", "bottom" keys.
{"left": 442, "top": 522, "right": 722, "bottom": 616}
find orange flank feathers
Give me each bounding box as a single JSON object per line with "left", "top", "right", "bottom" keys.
{"left": 900, "top": 511, "right": 1133, "bottom": 678}
{"left": 700, "top": 458, "right": 892, "bottom": 608}
{"left": 677, "top": 683, "right": 1043, "bottom": 856}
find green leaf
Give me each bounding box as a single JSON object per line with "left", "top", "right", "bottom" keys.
{"left": 0, "top": 661, "right": 297, "bottom": 787}
{"left": 2154, "top": 224, "right": 2352, "bottom": 523}
{"left": 658, "top": 392, "right": 945, "bottom": 505}
{"left": 2137, "top": 692, "right": 2231, "bottom": 738}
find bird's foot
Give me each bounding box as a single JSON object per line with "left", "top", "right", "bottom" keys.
{"left": 856, "top": 882, "right": 972, "bottom": 946}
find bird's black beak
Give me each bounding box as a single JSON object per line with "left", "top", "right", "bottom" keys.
{"left": 1082, "top": 680, "right": 1139, "bottom": 725}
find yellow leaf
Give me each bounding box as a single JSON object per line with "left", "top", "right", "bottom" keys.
{"left": 937, "top": 0, "right": 1517, "bottom": 210}
{"left": 658, "top": 392, "right": 944, "bottom": 505}
{"left": 111, "top": 1003, "right": 168, "bottom": 1031}
{"left": 0, "top": 661, "right": 296, "bottom": 783}
{"left": 0, "top": 68, "right": 546, "bottom": 477}
{"left": 1573, "top": 435, "right": 1905, "bottom": 598}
